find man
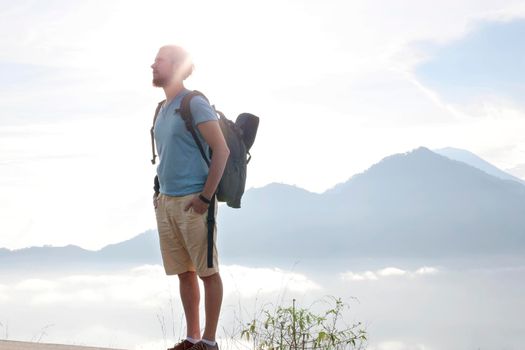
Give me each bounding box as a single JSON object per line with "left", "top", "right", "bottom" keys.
{"left": 151, "top": 45, "right": 230, "bottom": 350}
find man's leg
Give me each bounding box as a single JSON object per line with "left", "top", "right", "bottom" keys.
{"left": 178, "top": 271, "right": 201, "bottom": 340}
{"left": 200, "top": 272, "right": 223, "bottom": 342}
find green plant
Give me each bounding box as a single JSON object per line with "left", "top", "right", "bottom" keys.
{"left": 240, "top": 297, "right": 367, "bottom": 349}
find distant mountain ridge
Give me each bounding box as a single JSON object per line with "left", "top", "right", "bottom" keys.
{"left": 2, "top": 147, "right": 524, "bottom": 269}
{"left": 0, "top": 230, "right": 161, "bottom": 270}
{"left": 218, "top": 147, "right": 525, "bottom": 261}
{"left": 434, "top": 147, "right": 525, "bottom": 185}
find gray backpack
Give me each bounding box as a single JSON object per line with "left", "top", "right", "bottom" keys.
{"left": 150, "top": 90, "right": 259, "bottom": 209}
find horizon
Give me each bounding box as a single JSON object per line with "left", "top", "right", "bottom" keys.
{"left": 0, "top": 144, "right": 521, "bottom": 252}
{"left": 1, "top": 144, "right": 524, "bottom": 254}
{"left": 1, "top": 144, "right": 524, "bottom": 251}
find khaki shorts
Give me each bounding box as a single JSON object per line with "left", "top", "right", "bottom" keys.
{"left": 155, "top": 193, "right": 219, "bottom": 277}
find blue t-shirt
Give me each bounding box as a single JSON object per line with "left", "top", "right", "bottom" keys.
{"left": 154, "top": 89, "right": 218, "bottom": 196}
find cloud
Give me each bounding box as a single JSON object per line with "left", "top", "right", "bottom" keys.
{"left": 221, "top": 265, "right": 321, "bottom": 298}
{"left": 15, "top": 278, "right": 57, "bottom": 291}
{"left": 0, "top": 284, "right": 8, "bottom": 303}
{"left": 0, "top": 265, "right": 322, "bottom": 348}
{"left": 340, "top": 271, "right": 378, "bottom": 281}
{"left": 3, "top": 264, "right": 321, "bottom": 307}
{"left": 506, "top": 163, "right": 525, "bottom": 179}
{"left": 368, "top": 340, "right": 430, "bottom": 350}
{"left": 415, "top": 267, "right": 439, "bottom": 275}
{"left": 7, "top": 265, "right": 169, "bottom": 307}
{"left": 414, "top": 19, "right": 525, "bottom": 107}
{"left": 340, "top": 266, "right": 439, "bottom": 281}
{"left": 0, "top": 116, "right": 158, "bottom": 250}
{"left": 377, "top": 267, "right": 407, "bottom": 277}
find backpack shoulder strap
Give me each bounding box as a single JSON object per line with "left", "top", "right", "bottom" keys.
{"left": 179, "top": 90, "right": 217, "bottom": 269}
{"left": 178, "top": 90, "right": 209, "bottom": 130}
{"left": 178, "top": 90, "right": 211, "bottom": 166}
{"left": 150, "top": 100, "right": 165, "bottom": 165}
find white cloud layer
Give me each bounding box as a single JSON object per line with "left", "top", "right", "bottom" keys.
{"left": 0, "top": 261, "right": 524, "bottom": 350}
{"left": 340, "top": 266, "right": 439, "bottom": 281}
{"left": 368, "top": 340, "right": 431, "bottom": 350}
{"left": 221, "top": 265, "right": 321, "bottom": 297}
{"left": 0, "top": 264, "right": 320, "bottom": 308}
{"left": 0, "top": 284, "right": 8, "bottom": 303}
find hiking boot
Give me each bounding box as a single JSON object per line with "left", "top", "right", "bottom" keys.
{"left": 188, "top": 341, "right": 219, "bottom": 350}
{"left": 168, "top": 340, "right": 194, "bottom": 350}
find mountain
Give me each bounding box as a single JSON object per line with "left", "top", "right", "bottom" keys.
{"left": 97, "top": 229, "right": 161, "bottom": 263}
{"left": 0, "top": 245, "right": 93, "bottom": 265}
{"left": 2, "top": 147, "right": 525, "bottom": 269}
{"left": 0, "top": 230, "right": 161, "bottom": 270}
{"left": 218, "top": 147, "right": 525, "bottom": 261}
{"left": 434, "top": 147, "right": 525, "bottom": 185}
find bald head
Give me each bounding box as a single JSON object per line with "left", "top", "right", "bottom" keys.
{"left": 151, "top": 45, "right": 194, "bottom": 87}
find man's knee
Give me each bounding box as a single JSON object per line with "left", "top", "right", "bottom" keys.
{"left": 178, "top": 270, "right": 197, "bottom": 282}
{"left": 199, "top": 272, "right": 221, "bottom": 283}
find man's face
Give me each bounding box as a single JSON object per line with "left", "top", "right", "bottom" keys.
{"left": 151, "top": 49, "right": 174, "bottom": 87}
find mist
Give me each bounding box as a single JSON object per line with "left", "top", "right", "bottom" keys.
{"left": 1, "top": 256, "right": 524, "bottom": 350}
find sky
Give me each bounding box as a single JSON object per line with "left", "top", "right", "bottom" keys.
{"left": 1, "top": 0, "right": 525, "bottom": 250}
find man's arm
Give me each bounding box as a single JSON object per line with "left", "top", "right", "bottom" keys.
{"left": 184, "top": 120, "right": 230, "bottom": 214}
